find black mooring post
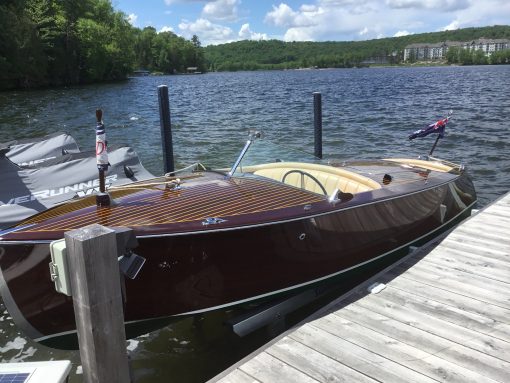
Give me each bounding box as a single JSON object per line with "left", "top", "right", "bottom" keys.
{"left": 157, "top": 85, "right": 175, "bottom": 173}
{"left": 313, "top": 92, "right": 323, "bottom": 159}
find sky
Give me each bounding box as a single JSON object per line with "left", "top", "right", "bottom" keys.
{"left": 113, "top": 0, "right": 510, "bottom": 46}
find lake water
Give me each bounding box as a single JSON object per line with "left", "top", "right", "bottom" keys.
{"left": 0, "top": 66, "right": 509, "bottom": 382}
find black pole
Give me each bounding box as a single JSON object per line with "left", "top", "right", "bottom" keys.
{"left": 429, "top": 135, "right": 441, "bottom": 157}
{"left": 158, "top": 85, "right": 175, "bottom": 173}
{"left": 313, "top": 92, "right": 323, "bottom": 159}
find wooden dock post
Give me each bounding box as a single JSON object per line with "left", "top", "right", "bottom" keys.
{"left": 65, "top": 224, "right": 130, "bottom": 383}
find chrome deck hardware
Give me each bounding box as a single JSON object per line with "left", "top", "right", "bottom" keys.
{"left": 202, "top": 217, "right": 227, "bottom": 226}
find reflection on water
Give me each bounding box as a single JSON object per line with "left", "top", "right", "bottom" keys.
{"left": 1, "top": 66, "right": 510, "bottom": 381}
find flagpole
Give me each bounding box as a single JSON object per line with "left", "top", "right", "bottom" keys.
{"left": 429, "top": 135, "right": 441, "bottom": 156}
{"left": 95, "top": 109, "right": 110, "bottom": 207}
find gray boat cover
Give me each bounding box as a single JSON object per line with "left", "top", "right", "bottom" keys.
{"left": 1, "top": 140, "right": 154, "bottom": 229}
{"left": 3, "top": 132, "right": 80, "bottom": 167}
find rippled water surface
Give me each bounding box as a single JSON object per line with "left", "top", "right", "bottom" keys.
{"left": 0, "top": 66, "right": 509, "bottom": 381}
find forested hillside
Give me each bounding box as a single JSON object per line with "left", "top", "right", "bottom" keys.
{"left": 0, "top": 0, "right": 206, "bottom": 90}
{"left": 2, "top": 2, "right": 509, "bottom": 91}
{"left": 204, "top": 25, "right": 510, "bottom": 71}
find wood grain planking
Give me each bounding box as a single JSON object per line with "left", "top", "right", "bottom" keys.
{"left": 65, "top": 225, "right": 130, "bottom": 383}
{"left": 393, "top": 261, "right": 510, "bottom": 305}
{"left": 386, "top": 274, "right": 510, "bottom": 325}
{"left": 427, "top": 238, "right": 510, "bottom": 265}
{"left": 446, "top": 230, "right": 510, "bottom": 251}
{"left": 239, "top": 352, "right": 320, "bottom": 383}
{"left": 468, "top": 211, "right": 510, "bottom": 226}
{"left": 421, "top": 250, "right": 510, "bottom": 284}
{"left": 450, "top": 226, "right": 510, "bottom": 247}
{"left": 401, "top": 260, "right": 510, "bottom": 296}
{"left": 356, "top": 287, "right": 510, "bottom": 352}
{"left": 437, "top": 238, "right": 510, "bottom": 263}
{"left": 393, "top": 266, "right": 510, "bottom": 311}
{"left": 218, "top": 369, "right": 261, "bottom": 383}
{"left": 336, "top": 304, "right": 510, "bottom": 382}
{"left": 267, "top": 336, "right": 379, "bottom": 383}
{"left": 312, "top": 313, "right": 500, "bottom": 383}
{"left": 290, "top": 323, "right": 435, "bottom": 383}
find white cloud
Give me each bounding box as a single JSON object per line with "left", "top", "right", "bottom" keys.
{"left": 394, "top": 30, "right": 411, "bottom": 36}
{"left": 202, "top": 0, "right": 240, "bottom": 21}
{"left": 160, "top": 26, "right": 175, "bottom": 33}
{"left": 265, "top": 4, "right": 299, "bottom": 28}
{"left": 262, "top": 0, "right": 510, "bottom": 42}
{"left": 127, "top": 13, "right": 138, "bottom": 26}
{"left": 284, "top": 28, "right": 315, "bottom": 42}
{"left": 166, "top": 0, "right": 510, "bottom": 45}
{"left": 439, "top": 0, "right": 510, "bottom": 31}
{"left": 164, "top": 0, "right": 204, "bottom": 5}
{"left": 265, "top": 3, "right": 324, "bottom": 30}
{"left": 238, "top": 23, "right": 268, "bottom": 41}
{"left": 179, "top": 18, "right": 235, "bottom": 45}
{"left": 442, "top": 20, "right": 460, "bottom": 30}
{"left": 265, "top": 2, "right": 382, "bottom": 41}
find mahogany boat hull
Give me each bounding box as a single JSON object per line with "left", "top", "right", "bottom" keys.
{"left": 0, "top": 166, "right": 476, "bottom": 347}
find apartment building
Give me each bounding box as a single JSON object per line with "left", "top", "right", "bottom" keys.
{"left": 403, "top": 38, "right": 510, "bottom": 61}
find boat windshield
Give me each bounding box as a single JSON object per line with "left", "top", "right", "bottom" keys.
{"left": 225, "top": 132, "right": 324, "bottom": 177}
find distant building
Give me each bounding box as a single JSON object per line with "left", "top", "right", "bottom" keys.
{"left": 403, "top": 42, "right": 448, "bottom": 61}
{"left": 461, "top": 38, "right": 510, "bottom": 55}
{"left": 403, "top": 38, "right": 510, "bottom": 61}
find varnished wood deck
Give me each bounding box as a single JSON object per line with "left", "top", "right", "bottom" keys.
{"left": 211, "top": 191, "right": 510, "bottom": 383}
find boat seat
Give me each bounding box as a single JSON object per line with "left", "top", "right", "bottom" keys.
{"left": 384, "top": 158, "right": 454, "bottom": 172}
{"left": 243, "top": 162, "right": 381, "bottom": 196}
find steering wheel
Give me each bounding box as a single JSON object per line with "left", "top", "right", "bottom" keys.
{"left": 281, "top": 170, "right": 328, "bottom": 196}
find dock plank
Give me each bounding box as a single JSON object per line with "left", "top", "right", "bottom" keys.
{"left": 312, "top": 314, "right": 499, "bottom": 383}
{"left": 392, "top": 262, "right": 510, "bottom": 308}
{"left": 337, "top": 305, "right": 510, "bottom": 382}
{"left": 267, "top": 335, "right": 379, "bottom": 383}
{"left": 219, "top": 369, "right": 261, "bottom": 383}
{"left": 421, "top": 250, "right": 510, "bottom": 283}
{"left": 212, "top": 192, "right": 510, "bottom": 383}
{"left": 290, "top": 323, "right": 437, "bottom": 383}
{"left": 239, "top": 352, "right": 319, "bottom": 383}
{"left": 452, "top": 225, "right": 510, "bottom": 244}
{"left": 387, "top": 276, "right": 510, "bottom": 325}
{"left": 353, "top": 288, "right": 510, "bottom": 354}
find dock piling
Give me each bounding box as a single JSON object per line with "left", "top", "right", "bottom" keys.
{"left": 65, "top": 224, "right": 131, "bottom": 383}
{"left": 313, "top": 92, "right": 323, "bottom": 159}
{"left": 157, "top": 85, "right": 175, "bottom": 173}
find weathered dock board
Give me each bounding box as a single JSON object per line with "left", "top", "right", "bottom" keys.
{"left": 211, "top": 192, "right": 510, "bottom": 383}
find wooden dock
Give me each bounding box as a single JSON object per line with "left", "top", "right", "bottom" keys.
{"left": 211, "top": 192, "right": 510, "bottom": 383}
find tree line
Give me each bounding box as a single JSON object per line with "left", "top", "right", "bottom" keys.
{"left": 204, "top": 25, "right": 510, "bottom": 71}
{"left": 445, "top": 46, "right": 510, "bottom": 65}
{"left": 0, "top": 0, "right": 206, "bottom": 90}
{"left": 2, "top": 3, "right": 509, "bottom": 90}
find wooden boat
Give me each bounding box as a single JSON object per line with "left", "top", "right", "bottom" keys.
{"left": 0, "top": 133, "right": 477, "bottom": 347}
